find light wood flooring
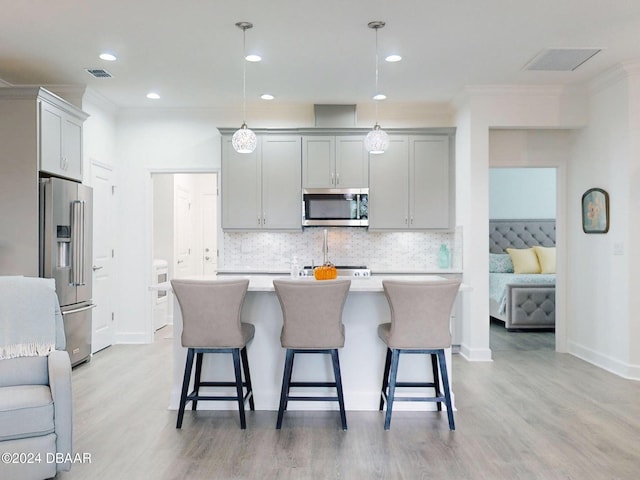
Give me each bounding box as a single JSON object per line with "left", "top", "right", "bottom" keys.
{"left": 56, "top": 324, "right": 640, "bottom": 480}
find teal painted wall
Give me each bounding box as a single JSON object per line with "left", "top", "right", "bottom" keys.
{"left": 489, "top": 168, "right": 556, "bottom": 219}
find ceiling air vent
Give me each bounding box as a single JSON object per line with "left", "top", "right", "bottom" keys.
{"left": 524, "top": 48, "right": 601, "bottom": 71}
{"left": 85, "top": 68, "right": 113, "bottom": 78}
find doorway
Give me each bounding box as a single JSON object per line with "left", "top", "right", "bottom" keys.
{"left": 488, "top": 167, "right": 557, "bottom": 351}
{"left": 151, "top": 172, "right": 218, "bottom": 332}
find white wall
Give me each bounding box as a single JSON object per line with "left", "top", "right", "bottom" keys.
{"left": 115, "top": 110, "right": 222, "bottom": 343}
{"left": 567, "top": 63, "right": 640, "bottom": 378}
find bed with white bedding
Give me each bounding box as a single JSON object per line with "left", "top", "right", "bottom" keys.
{"left": 489, "top": 219, "right": 556, "bottom": 330}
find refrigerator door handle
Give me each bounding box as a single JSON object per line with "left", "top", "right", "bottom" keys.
{"left": 71, "top": 200, "right": 86, "bottom": 286}
{"left": 62, "top": 304, "right": 96, "bottom": 315}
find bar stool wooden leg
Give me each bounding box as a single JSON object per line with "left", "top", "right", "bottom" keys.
{"left": 177, "top": 348, "right": 195, "bottom": 428}
{"left": 232, "top": 348, "right": 247, "bottom": 429}
{"left": 240, "top": 346, "right": 255, "bottom": 411}
{"left": 430, "top": 353, "right": 442, "bottom": 412}
{"left": 379, "top": 348, "right": 392, "bottom": 411}
{"left": 437, "top": 349, "right": 455, "bottom": 430}
{"left": 276, "top": 349, "right": 295, "bottom": 429}
{"left": 330, "top": 349, "right": 347, "bottom": 430}
{"left": 384, "top": 349, "right": 401, "bottom": 430}
{"left": 192, "top": 352, "right": 204, "bottom": 411}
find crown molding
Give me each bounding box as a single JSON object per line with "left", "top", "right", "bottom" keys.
{"left": 82, "top": 87, "right": 119, "bottom": 116}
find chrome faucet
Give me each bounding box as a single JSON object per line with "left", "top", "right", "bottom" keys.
{"left": 323, "top": 229, "right": 329, "bottom": 264}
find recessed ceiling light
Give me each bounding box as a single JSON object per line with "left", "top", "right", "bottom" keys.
{"left": 373, "top": 93, "right": 387, "bottom": 100}
{"left": 385, "top": 54, "right": 402, "bottom": 62}
{"left": 146, "top": 92, "right": 160, "bottom": 100}
{"left": 245, "top": 54, "right": 262, "bottom": 62}
{"left": 99, "top": 53, "right": 117, "bottom": 61}
{"left": 261, "top": 94, "right": 274, "bottom": 100}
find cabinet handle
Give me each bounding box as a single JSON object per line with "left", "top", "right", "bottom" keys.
{"left": 263, "top": 213, "right": 266, "bottom": 225}
{"left": 411, "top": 216, "right": 414, "bottom": 225}
{"left": 61, "top": 156, "right": 69, "bottom": 171}
{"left": 405, "top": 217, "right": 408, "bottom": 225}
{"left": 331, "top": 172, "right": 335, "bottom": 185}
{"left": 336, "top": 173, "right": 340, "bottom": 185}
{"left": 257, "top": 216, "right": 261, "bottom": 225}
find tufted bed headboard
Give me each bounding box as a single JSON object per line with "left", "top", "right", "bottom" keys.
{"left": 489, "top": 219, "right": 556, "bottom": 254}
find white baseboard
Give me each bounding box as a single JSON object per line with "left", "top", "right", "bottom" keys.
{"left": 458, "top": 343, "right": 493, "bottom": 362}
{"left": 568, "top": 341, "right": 640, "bottom": 380}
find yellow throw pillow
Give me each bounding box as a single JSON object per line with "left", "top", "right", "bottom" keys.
{"left": 533, "top": 246, "right": 556, "bottom": 274}
{"left": 506, "top": 248, "right": 541, "bottom": 274}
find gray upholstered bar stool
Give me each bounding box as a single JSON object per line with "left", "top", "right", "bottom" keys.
{"left": 378, "top": 279, "right": 461, "bottom": 430}
{"left": 171, "top": 278, "right": 255, "bottom": 429}
{"left": 272, "top": 278, "right": 351, "bottom": 430}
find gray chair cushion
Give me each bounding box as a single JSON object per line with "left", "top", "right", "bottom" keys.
{"left": 171, "top": 278, "right": 253, "bottom": 348}
{"left": 381, "top": 280, "right": 460, "bottom": 349}
{"left": 0, "top": 385, "right": 54, "bottom": 441}
{"left": 0, "top": 356, "right": 48, "bottom": 388}
{"left": 273, "top": 279, "right": 351, "bottom": 349}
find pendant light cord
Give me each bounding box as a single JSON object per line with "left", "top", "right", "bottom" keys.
{"left": 242, "top": 27, "right": 247, "bottom": 125}
{"left": 374, "top": 25, "right": 379, "bottom": 125}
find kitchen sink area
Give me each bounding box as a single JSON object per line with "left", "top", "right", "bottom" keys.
{"left": 299, "top": 265, "right": 371, "bottom": 277}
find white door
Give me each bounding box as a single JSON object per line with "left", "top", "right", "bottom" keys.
{"left": 174, "top": 184, "right": 193, "bottom": 277}
{"left": 201, "top": 182, "right": 217, "bottom": 275}
{"left": 91, "top": 163, "right": 115, "bottom": 353}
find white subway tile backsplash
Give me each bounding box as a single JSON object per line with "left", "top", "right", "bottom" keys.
{"left": 222, "top": 228, "right": 462, "bottom": 272}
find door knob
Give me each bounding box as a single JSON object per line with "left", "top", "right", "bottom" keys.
{"left": 92, "top": 266, "right": 103, "bottom": 271}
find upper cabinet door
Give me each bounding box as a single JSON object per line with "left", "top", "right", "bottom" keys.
{"left": 221, "top": 137, "right": 262, "bottom": 229}
{"left": 40, "top": 101, "right": 64, "bottom": 177}
{"left": 302, "top": 136, "right": 335, "bottom": 188}
{"left": 261, "top": 135, "right": 302, "bottom": 230}
{"left": 62, "top": 116, "right": 83, "bottom": 181}
{"left": 410, "top": 135, "right": 452, "bottom": 229}
{"left": 368, "top": 136, "right": 410, "bottom": 230}
{"left": 335, "top": 136, "right": 368, "bottom": 188}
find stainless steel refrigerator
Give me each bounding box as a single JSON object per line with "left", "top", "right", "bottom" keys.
{"left": 40, "top": 177, "right": 94, "bottom": 366}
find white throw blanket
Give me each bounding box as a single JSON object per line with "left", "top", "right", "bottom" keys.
{"left": 0, "top": 276, "right": 58, "bottom": 359}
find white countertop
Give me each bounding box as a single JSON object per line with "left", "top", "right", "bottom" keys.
{"left": 152, "top": 273, "right": 470, "bottom": 293}
{"left": 217, "top": 268, "right": 463, "bottom": 275}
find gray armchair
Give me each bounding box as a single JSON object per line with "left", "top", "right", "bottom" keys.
{"left": 0, "top": 276, "right": 73, "bottom": 480}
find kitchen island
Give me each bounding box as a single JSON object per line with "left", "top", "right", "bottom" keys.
{"left": 164, "top": 274, "right": 466, "bottom": 412}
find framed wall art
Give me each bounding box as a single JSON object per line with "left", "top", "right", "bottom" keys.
{"left": 582, "top": 188, "right": 609, "bottom": 234}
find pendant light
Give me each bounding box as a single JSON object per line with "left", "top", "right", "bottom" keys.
{"left": 365, "top": 21, "right": 389, "bottom": 155}
{"left": 232, "top": 21, "right": 258, "bottom": 154}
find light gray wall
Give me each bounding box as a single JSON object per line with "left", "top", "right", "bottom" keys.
{"left": 489, "top": 168, "right": 556, "bottom": 219}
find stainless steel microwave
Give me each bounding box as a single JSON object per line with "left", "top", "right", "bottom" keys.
{"left": 302, "top": 188, "right": 369, "bottom": 227}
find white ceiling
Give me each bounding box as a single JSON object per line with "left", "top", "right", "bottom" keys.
{"left": 1, "top": 1, "right": 639, "bottom": 110}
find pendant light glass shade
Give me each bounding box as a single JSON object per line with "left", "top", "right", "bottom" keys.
{"left": 366, "top": 21, "right": 388, "bottom": 155}
{"left": 365, "top": 124, "right": 389, "bottom": 154}
{"left": 232, "top": 123, "right": 257, "bottom": 153}
{"left": 233, "top": 22, "right": 257, "bottom": 154}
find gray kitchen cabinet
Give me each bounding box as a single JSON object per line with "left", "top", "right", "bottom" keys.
{"left": 0, "top": 87, "right": 87, "bottom": 183}
{"left": 369, "top": 134, "right": 454, "bottom": 230}
{"left": 222, "top": 135, "right": 302, "bottom": 231}
{"left": 302, "top": 135, "right": 368, "bottom": 188}
{"left": 40, "top": 98, "right": 85, "bottom": 181}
